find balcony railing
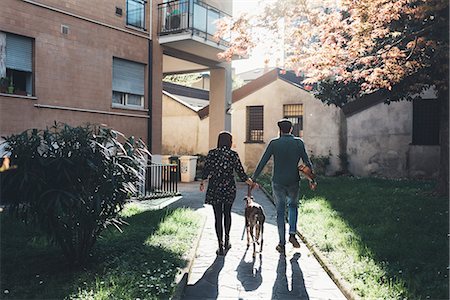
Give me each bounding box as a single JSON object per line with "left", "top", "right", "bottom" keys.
{"left": 137, "top": 163, "right": 179, "bottom": 199}
{"left": 157, "top": 0, "right": 230, "bottom": 46}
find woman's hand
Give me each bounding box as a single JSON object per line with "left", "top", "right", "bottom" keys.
{"left": 199, "top": 181, "right": 205, "bottom": 192}
{"left": 245, "top": 178, "right": 259, "bottom": 190}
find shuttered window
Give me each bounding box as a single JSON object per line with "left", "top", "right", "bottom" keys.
{"left": 246, "top": 106, "right": 264, "bottom": 143}
{"left": 112, "top": 57, "right": 145, "bottom": 108}
{"left": 412, "top": 98, "right": 439, "bottom": 145}
{"left": 6, "top": 34, "right": 32, "bottom": 72}
{"left": 113, "top": 58, "right": 145, "bottom": 95}
{"left": 2, "top": 32, "right": 33, "bottom": 96}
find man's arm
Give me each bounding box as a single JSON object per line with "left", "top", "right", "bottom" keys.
{"left": 252, "top": 141, "right": 273, "bottom": 181}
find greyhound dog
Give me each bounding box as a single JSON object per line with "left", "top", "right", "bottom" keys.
{"left": 244, "top": 186, "right": 265, "bottom": 258}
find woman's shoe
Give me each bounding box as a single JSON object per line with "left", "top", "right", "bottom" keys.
{"left": 224, "top": 238, "right": 232, "bottom": 250}
{"left": 216, "top": 246, "right": 224, "bottom": 256}
{"left": 216, "top": 240, "right": 224, "bottom": 256}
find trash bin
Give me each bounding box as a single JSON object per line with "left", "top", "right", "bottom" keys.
{"left": 169, "top": 155, "right": 180, "bottom": 182}
{"left": 179, "top": 156, "right": 198, "bottom": 182}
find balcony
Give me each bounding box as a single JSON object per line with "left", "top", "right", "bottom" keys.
{"left": 157, "top": 0, "right": 231, "bottom": 63}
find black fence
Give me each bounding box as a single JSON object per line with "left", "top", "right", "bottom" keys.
{"left": 157, "top": 0, "right": 230, "bottom": 45}
{"left": 144, "top": 163, "right": 179, "bottom": 199}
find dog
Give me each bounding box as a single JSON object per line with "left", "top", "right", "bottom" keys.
{"left": 244, "top": 192, "right": 265, "bottom": 258}
{"left": 298, "top": 164, "right": 317, "bottom": 190}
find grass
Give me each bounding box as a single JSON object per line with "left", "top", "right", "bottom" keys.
{"left": 1, "top": 203, "right": 202, "bottom": 299}
{"left": 259, "top": 175, "right": 449, "bottom": 299}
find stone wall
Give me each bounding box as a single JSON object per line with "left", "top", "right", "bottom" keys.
{"left": 346, "top": 100, "right": 440, "bottom": 178}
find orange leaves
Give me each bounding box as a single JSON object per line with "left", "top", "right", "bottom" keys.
{"left": 214, "top": 14, "right": 255, "bottom": 61}
{"left": 217, "top": 0, "right": 447, "bottom": 95}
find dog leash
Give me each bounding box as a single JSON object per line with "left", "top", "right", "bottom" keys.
{"left": 247, "top": 184, "right": 253, "bottom": 197}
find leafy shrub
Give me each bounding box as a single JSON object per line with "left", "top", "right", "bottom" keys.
{"left": 1, "top": 123, "right": 149, "bottom": 265}
{"left": 310, "top": 153, "right": 331, "bottom": 175}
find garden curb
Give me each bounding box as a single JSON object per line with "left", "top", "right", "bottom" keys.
{"left": 170, "top": 210, "right": 207, "bottom": 300}
{"left": 259, "top": 185, "right": 360, "bottom": 300}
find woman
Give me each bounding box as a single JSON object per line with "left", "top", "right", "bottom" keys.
{"left": 200, "top": 131, "right": 253, "bottom": 255}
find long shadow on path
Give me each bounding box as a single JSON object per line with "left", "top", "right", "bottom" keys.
{"left": 272, "top": 253, "right": 309, "bottom": 300}
{"left": 182, "top": 256, "right": 225, "bottom": 300}
{"left": 236, "top": 248, "right": 263, "bottom": 292}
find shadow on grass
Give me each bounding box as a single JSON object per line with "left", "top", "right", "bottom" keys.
{"left": 299, "top": 176, "right": 449, "bottom": 299}
{"left": 1, "top": 208, "right": 193, "bottom": 299}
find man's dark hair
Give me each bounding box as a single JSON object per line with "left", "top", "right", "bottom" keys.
{"left": 277, "top": 119, "right": 292, "bottom": 134}
{"left": 217, "top": 131, "right": 232, "bottom": 148}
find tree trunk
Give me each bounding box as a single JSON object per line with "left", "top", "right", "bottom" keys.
{"left": 436, "top": 92, "right": 449, "bottom": 196}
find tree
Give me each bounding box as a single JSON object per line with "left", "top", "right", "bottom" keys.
{"left": 163, "top": 73, "right": 203, "bottom": 86}
{"left": 217, "top": 0, "right": 449, "bottom": 195}
{"left": 1, "top": 123, "right": 149, "bottom": 265}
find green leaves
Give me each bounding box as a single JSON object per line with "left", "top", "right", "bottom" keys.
{"left": 1, "top": 123, "right": 148, "bottom": 266}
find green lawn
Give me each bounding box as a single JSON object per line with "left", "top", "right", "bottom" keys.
{"left": 1, "top": 204, "right": 202, "bottom": 299}
{"left": 259, "top": 175, "right": 449, "bottom": 299}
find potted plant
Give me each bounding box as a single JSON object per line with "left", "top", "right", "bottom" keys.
{"left": 0, "top": 77, "right": 9, "bottom": 93}
{"left": 7, "top": 76, "right": 14, "bottom": 94}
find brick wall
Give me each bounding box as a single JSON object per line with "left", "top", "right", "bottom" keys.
{"left": 0, "top": 0, "right": 151, "bottom": 144}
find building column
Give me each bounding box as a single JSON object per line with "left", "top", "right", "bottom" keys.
{"left": 209, "top": 63, "right": 232, "bottom": 149}
{"left": 150, "top": 0, "right": 163, "bottom": 157}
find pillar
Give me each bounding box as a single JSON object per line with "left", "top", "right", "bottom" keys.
{"left": 209, "top": 63, "right": 232, "bottom": 149}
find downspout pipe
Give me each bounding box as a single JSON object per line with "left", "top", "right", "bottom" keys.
{"left": 148, "top": 40, "right": 153, "bottom": 161}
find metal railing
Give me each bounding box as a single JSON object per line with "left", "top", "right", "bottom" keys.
{"left": 141, "top": 163, "right": 179, "bottom": 199}
{"left": 157, "top": 0, "right": 230, "bottom": 46}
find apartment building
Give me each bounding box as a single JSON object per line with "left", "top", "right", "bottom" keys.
{"left": 0, "top": 0, "right": 233, "bottom": 160}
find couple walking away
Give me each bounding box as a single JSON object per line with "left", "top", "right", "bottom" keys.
{"left": 200, "top": 119, "right": 314, "bottom": 255}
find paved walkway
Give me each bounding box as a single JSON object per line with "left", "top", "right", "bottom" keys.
{"left": 170, "top": 182, "right": 347, "bottom": 300}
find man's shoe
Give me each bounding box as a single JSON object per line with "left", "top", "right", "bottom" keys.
{"left": 289, "top": 234, "right": 301, "bottom": 248}
{"left": 276, "top": 244, "right": 285, "bottom": 254}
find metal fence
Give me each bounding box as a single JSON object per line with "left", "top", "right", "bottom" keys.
{"left": 137, "top": 163, "right": 179, "bottom": 199}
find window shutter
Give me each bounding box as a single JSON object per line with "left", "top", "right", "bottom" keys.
{"left": 5, "top": 34, "right": 32, "bottom": 72}
{"left": 412, "top": 98, "right": 439, "bottom": 145}
{"left": 112, "top": 57, "right": 145, "bottom": 95}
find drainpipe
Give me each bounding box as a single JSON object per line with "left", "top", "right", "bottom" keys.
{"left": 148, "top": 40, "right": 153, "bottom": 161}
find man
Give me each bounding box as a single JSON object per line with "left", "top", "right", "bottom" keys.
{"left": 252, "top": 119, "right": 313, "bottom": 254}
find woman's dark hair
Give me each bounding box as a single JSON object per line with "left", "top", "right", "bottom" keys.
{"left": 217, "top": 131, "right": 232, "bottom": 148}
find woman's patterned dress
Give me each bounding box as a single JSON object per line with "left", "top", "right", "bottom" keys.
{"left": 201, "top": 146, "right": 249, "bottom": 205}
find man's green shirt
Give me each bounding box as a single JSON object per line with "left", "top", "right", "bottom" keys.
{"left": 252, "top": 134, "right": 312, "bottom": 186}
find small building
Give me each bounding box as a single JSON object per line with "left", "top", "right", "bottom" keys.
{"left": 162, "top": 82, "right": 209, "bottom": 155}
{"left": 231, "top": 68, "right": 342, "bottom": 174}
{"left": 230, "top": 68, "right": 440, "bottom": 179}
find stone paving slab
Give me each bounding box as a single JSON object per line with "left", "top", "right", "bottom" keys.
{"left": 171, "top": 182, "right": 347, "bottom": 300}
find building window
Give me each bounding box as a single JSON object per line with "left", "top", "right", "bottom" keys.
{"left": 283, "top": 104, "right": 303, "bottom": 137}
{"left": 0, "top": 32, "right": 33, "bottom": 96}
{"left": 246, "top": 106, "right": 264, "bottom": 143}
{"left": 412, "top": 98, "right": 439, "bottom": 145}
{"left": 112, "top": 57, "right": 145, "bottom": 109}
{"left": 127, "top": 0, "right": 146, "bottom": 29}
